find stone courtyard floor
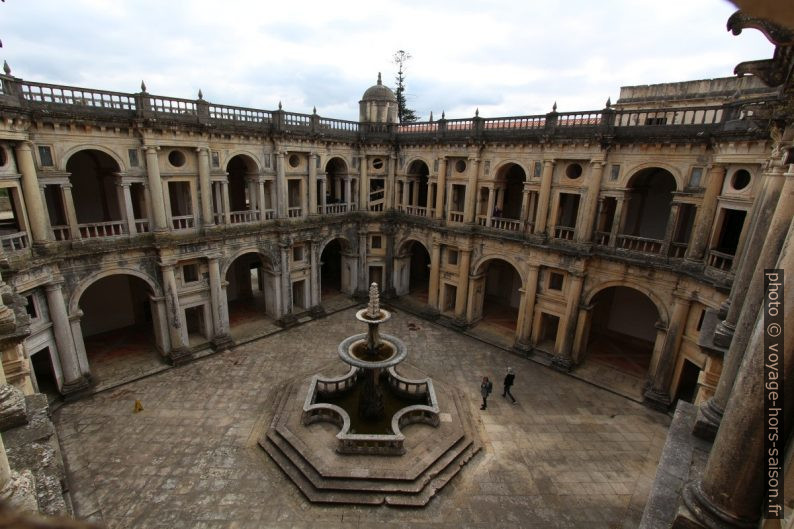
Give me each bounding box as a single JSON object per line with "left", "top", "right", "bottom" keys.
{"left": 53, "top": 306, "right": 670, "bottom": 529}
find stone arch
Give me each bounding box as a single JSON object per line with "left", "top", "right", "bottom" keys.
{"left": 224, "top": 249, "right": 280, "bottom": 328}
{"left": 69, "top": 267, "right": 162, "bottom": 314}
{"left": 405, "top": 157, "right": 431, "bottom": 174}
{"left": 492, "top": 160, "right": 530, "bottom": 179}
{"left": 584, "top": 280, "right": 669, "bottom": 327}
{"left": 468, "top": 256, "right": 524, "bottom": 337}
{"left": 324, "top": 156, "right": 349, "bottom": 173}
{"left": 224, "top": 151, "right": 261, "bottom": 173}
{"left": 623, "top": 162, "right": 683, "bottom": 192}
{"left": 396, "top": 235, "right": 430, "bottom": 257}
{"left": 320, "top": 235, "right": 356, "bottom": 298}
{"left": 221, "top": 246, "right": 277, "bottom": 278}
{"left": 491, "top": 162, "right": 528, "bottom": 220}
{"left": 621, "top": 166, "right": 679, "bottom": 241}
{"left": 319, "top": 234, "right": 354, "bottom": 256}
{"left": 61, "top": 144, "right": 126, "bottom": 172}
{"left": 472, "top": 254, "right": 526, "bottom": 285}
{"left": 393, "top": 236, "right": 432, "bottom": 298}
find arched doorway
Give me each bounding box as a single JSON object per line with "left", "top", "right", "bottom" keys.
{"left": 226, "top": 155, "right": 259, "bottom": 223}
{"left": 78, "top": 274, "right": 161, "bottom": 383}
{"left": 324, "top": 158, "right": 349, "bottom": 212}
{"left": 405, "top": 161, "right": 430, "bottom": 213}
{"left": 320, "top": 238, "right": 354, "bottom": 305}
{"left": 584, "top": 286, "right": 659, "bottom": 379}
{"left": 622, "top": 168, "right": 677, "bottom": 240}
{"left": 65, "top": 149, "right": 127, "bottom": 238}
{"left": 394, "top": 240, "right": 430, "bottom": 302}
{"left": 495, "top": 163, "right": 526, "bottom": 220}
{"left": 470, "top": 259, "right": 522, "bottom": 345}
{"left": 225, "top": 252, "right": 278, "bottom": 339}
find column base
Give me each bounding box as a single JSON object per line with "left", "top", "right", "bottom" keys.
{"left": 450, "top": 317, "right": 469, "bottom": 330}
{"left": 551, "top": 356, "right": 573, "bottom": 372}
{"left": 0, "top": 384, "right": 27, "bottom": 431}
{"left": 211, "top": 334, "right": 235, "bottom": 352}
{"left": 672, "top": 481, "right": 758, "bottom": 529}
{"left": 61, "top": 375, "right": 92, "bottom": 400}
{"left": 692, "top": 399, "right": 723, "bottom": 441}
{"left": 712, "top": 321, "right": 735, "bottom": 348}
{"left": 643, "top": 388, "right": 672, "bottom": 411}
{"left": 308, "top": 305, "right": 326, "bottom": 318}
{"left": 277, "top": 314, "right": 299, "bottom": 329}
{"left": 166, "top": 347, "right": 193, "bottom": 367}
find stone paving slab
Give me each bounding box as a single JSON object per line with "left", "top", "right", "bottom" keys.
{"left": 53, "top": 306, "right": 670, "bottom": 529}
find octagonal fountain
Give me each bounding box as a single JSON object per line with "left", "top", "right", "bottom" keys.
{"left": 261, "top": 283, "right": 480, "bottom": 506}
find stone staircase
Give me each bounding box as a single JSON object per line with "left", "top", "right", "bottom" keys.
{"left": 259, "top": 367, "right": 481, "bottom": 506}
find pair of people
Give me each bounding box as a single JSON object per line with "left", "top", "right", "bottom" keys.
{"left": 480, "top": 367, "right": 516, "bottom": 410}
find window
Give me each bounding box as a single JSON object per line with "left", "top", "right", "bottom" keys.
{"left": 128, "top": 149, "right": 139, "bottom": 167}
{"left": 168, "top": 150, "right": 186, "bottom": 167}
{"left": 447, "top": 248, "right": 458, "bottom": 265}
{"left": 565, "top": 163, "right": 582, "bottom": 179}
{"left": 183, "top": 264, "right": 199, "bottom": 283}
{"left": 25, "top": 295, "right": 37, "bottom": 319}
{"left": 549, "top": 272, "right": 564, "bottom": 291}
{"left": 293, "top": 245, "right": 305, "bottom": 261}
{"left": 0, "top": 147, "right": 7, "bottom": 168}
{"left": 696, "top": 309, "right": 706, "bottom": 332}
{"left": 371, "top": 236, "right": 382, "bottom": 249}
{"left": 533, "top": 161, "right": 542, "bottom": 178}
{"left": 455, "top": 159, "right": 467, "bottom": 173}
{"left": 610, "top": 164, "right": 620, "bottom": 181}
{"left": 372, "top": 158, "right": 384, "bottom": 170}
{"left": 38, "top": 146, "right": 54, "bottom": 167}
{"left": 289, "top": 154, "right": 300, "bottom": 168}
{"left": 689, "top": 167, "right": 703, "bottom": 188}
{"left": 731, "top": 169, "right": 751, "bottom": 191}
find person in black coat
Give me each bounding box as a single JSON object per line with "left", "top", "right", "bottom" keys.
{"left": 503, "top": 367, "right": 516, "bottom": 403}
{"left": 480, "top": 376, "right": 493, "bottom": 410}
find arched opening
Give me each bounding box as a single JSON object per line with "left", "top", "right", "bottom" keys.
{"left": 584, "top": 286, "right": 659, "bottom": 380}
{"left": 29, "top": 346, "right": 59, "bottom": 403}
{"left": 471, "top": 259, "right": 522, "bottom": 343}
{"left": 405, "top": 161, "right": 430, "bottom": 212}
{"left": 324, "top": 158, "right": 349, "bottom": 212}
{"left": 622, "top": 168, "right": 677, "bottom": 240}
{"left": 79, "top": 274, "right": 161, "bottom": 383}
{"left": 66, "top": 149, "right": 126, "bottom": 238}
{"left": 394, "top": 240, "right": 430, "bottom": 302}
{"left": 226, "top": 155, "right": 259, "bottom": 223}
{"left": 320, "top": 238, "right": 353, "bottom": 306}
{"left": 494, "top": 163, "right": 526, "bottom": 220}
{"left": 225, "top": 252, "right": 278, "bottom": 340}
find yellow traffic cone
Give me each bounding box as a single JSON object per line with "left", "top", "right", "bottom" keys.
{"left": 133, "top": 400, "right": 143, "bottom": 413}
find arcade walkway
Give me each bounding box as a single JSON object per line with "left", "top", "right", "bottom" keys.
{"left": 54, "top": 307, "right": 669, "bottom": 529}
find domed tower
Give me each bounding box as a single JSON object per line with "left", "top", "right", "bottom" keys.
{"left": 359, "top": 73, "right": 398, "bottom": 124}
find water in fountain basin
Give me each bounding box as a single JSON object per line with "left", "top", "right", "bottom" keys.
{"left": 350, "top": 341, "right": 395, "bottom": 363}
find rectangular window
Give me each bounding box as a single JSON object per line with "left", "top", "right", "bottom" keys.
{"left": 689, "top": 167, "right": 703, "bottom": 188}
{"left": 696, "top": 309, "right": 706, "bottom": 332}
{"left": 25, "top": 295, "right": 37, "bottom": 319}
{"left": 447, "top": 248, "right": 458, "bottom": 266}
{"left": 38, "top": 146, "right": 53, "bottom": 167}
{"left": 183, "top": 264, "right": 199, "bottom": 283}
{"left": 293, "top": 245, "right": 305, "bottom": 261}
{"left": 610, "top": 164, "right": 620, "bottom": 181}
{"left": 549, "top": 272, "right": 564, "bottom": 291}
{"left": 534, "top": 161, "right": 543, "bottom": 178}
{"left": 128, "top": 149, "right": 139, "bottom": 167}
{"left": 371, "top": 235, "right": 382, "bottom": 249}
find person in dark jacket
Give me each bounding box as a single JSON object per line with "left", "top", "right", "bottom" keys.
{"left": 503, "top": 367, "right": 516, "bottom": 403}
{"left": 480, "top": 376, "right": 493, "bottom": 410}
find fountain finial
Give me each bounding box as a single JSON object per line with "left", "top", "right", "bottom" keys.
{"left": 367, "top": 282, "right": 380, "bottom": 318}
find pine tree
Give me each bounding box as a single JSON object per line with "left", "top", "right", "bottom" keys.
{"left": 393, "top": 50, "right": 419, "bottom": 123}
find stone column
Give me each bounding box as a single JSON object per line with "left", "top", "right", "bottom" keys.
{"left": 44, "top": 283, "right": 89, "bottom": 394}
{"left": 577, "top": 160, "right": 605, "bottom": 242}
{"left": 161, "top": 264, "right": 190, "bottom": 364}
{"left": 386, "top": 154, "right": 396, "bottom": 210}
{"left": 644, "top": 291, "right": 690, "bottom": 410}
{"left": 275, "top": 151, "right": 287, "bottom": 218}
{"left": 208, "top": 257, "right": 232, "bottom": 349}
{"left": 434, "top": 157, "right": 447, "bottom": 219}
{"left": 553, "top": 271, "right": 584, "bottom": 371}
{"left": 695, "top": 166, "right": 793, "bottom": 438}
{"left": 61, "top": 183, "right": 81, "bottom": 240}
{"left": 520, "top": 184, "right": 532, "bottom": 230}
{"left": 660, "top": 202, "right": 681, "bottom": 255}
{"left": 571, "top": 304, "right": 594, "bottom": 364}
{"left": 309, "top": 240, "right": 321, "bottom": 308}
{"left": 686, "top": 164, "right": 726, "bottom": 261}
{"left": 221, "top": 181, "right": 231, "bottom": 224}
{"left": 344, "top": 176, "right": 352, "bottom": 209}
{"left": 197, "top": 147, "right": 214, "bottom": 227}
{"left": 120, "top": 182, "right": 136, "bottom": 235}
{"left": 534, "top": 160, "right": 554, "bottom": 235}
{"left": 144, "top": 146, "right": 168, "bottom": 231}
{"left": 357, "top": 230, "right": 368, "bottom": 295}
{"left": 516, "top": 264, "right": 539, "bottom": 347}
{"left": 359, "top": 155, "right": 368, "bottom": 210}
{"left": 608, "top": 196, "right": 626, "bottom": 247}
{"left": 675, "top": 217, "right": 793, "bottom": 529}
{"left": 278, "top": 239, "right": 294, "bottom": 322}
{"left": 454, "top": 248, "right": 472, "bottom": 320}
{"left": 68, "top": 311, "right": 90, "bottom": 377}
{"left": 463, "top": 157, "right": 480, "bottom": 223}
{"left": 299, "top": 174, "right": 307, "bottom": 218}
{"left": 308, "top": 153, "right": 318, "bottom": 216}
{"left": 14, "top": 142, "right": 51, "bottom": 244}
{"left": 319, "top": 177, "right": 327, "bottom": 214}
{"left": 428, "top": 241, "right": 441, "bottom": 309}
{"left": 485, "top": 185, "right": 495, "bottom": 227}
{"left": 401, "top": 180, "right": 410, "bottom": 208}
{"left": 257, "top": 178, "right": 267, "bottom": 219}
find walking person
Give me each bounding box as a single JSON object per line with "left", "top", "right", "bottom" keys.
{"left": 503, "top": 367, "right": 516, "bottom": 404}
{"left": 480, "top": 376, "right": 493, "bottom": 410}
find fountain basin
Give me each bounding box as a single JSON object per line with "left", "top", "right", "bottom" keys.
{"left": 338, "top": 333, "right": 407, "bottom": 369}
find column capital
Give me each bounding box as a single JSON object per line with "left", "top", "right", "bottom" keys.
{"left": 308, "top": 152, "right": 318, "bottom": 159}
{"left": 195, "top": 146, "right": 210, "bottom": 154}
{"left": 44, "top": 281, "right": 65, "bottom": 292}
{"left": 467, "top": 156, "right": 480, "bottom": 163}
{"left": 543, "top": 159, "right": 556, "bottom": 167}
{"left": 589, "top": 159, "right": 607, "bottom": 168}
{"left": 15, "top": 140, "right": 34, "bottom": 151}
{"left": 144, "top": 145, "right": 160, "bottom": 153}
{"left": 275, "top": 150, "right": 286, "bottom": 158}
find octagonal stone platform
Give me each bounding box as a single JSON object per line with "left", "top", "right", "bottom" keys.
{"left": 259, "top": 361, "right": 481, "bottom": 506}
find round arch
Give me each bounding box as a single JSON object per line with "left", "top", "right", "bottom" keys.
{"left": 623, "top": 162, "right": 683, "bottom": 192}
{"left": 472, "top": 254, "right": 526, "bottom": 286}
{"left": 396, "top": 236, "right": 430, "bottom": 257}
{"left": 584, "top": 280, "right": 669, "bottom": 327}
{"left": 492, "top": 160, "right": 530, "bottom": 178}
{"left": 319, "top": 234, "right": 354, "bottom": 257}
{"left": 61, "top": 144, "right": 125, "bottom": 172}
{"left": 405, "top": 157, "right": 431, "bottom": 174}
{"left": 69, "top": 267, "right": 161, "bottom": 314}
{"left": 224, "top": 151, "right": 262, "bottom": 173}
{"left": 221, "top": 247, "right": 278, "bottom": 279}
{"left": 324, "top": 156, "right": 349, "bottom": 173}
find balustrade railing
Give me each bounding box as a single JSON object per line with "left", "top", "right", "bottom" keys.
{"left": 553, "top": 225, "right": 575, "bottom": 240}
{"left": 707, "top": 249, "right": 734, "bottom": 271}
{"left": 669, "top": 242, "right": 688, "bottom": 259}
{"left": 613, "top": 106, "right": 724, "bottom": 127}
{"left": 79, "top": 221, "right": 127, "bottom": 238}
{"left": 323, "top": 203, "right": 348, "bottom": 215}
{"left": 19, "top": 81, "right": 136, "bottom": 110}
{"left": 0, "top": 231, "right": 29, "bottom": 252}
{"left": 52, "top": 225, "right": 70, "bottom": 241}
{"left": 262, "top": 209, "right": 275, "bottom": 220}
{"left": 171, "top": 215, "right": 195, "bottom": 230}
{"left": 213, "top": 212, "right": 224, "bottom": 224}
{"left": 477, "top": 215, "right": 487, "bottom": 226}
{"left": 134, "top": 219, "right": 150, "bottom": 233}
{"left": 404, "top": 205, "right": 428, "bottom": 217}
{"left": 147, "top": 95, "right": 196, "bottom": 116}
{"left": 318, "top": 118, "right": 358, "bottom": 132}
{"left": 287, "top": 207, "right": 303, "bottom": 218}
{"left": 491, "top": 217, "right": 522, "bottom": 232}
{"left": 616, "top": 234, "right": 663, "bottom": 254}
{"left": 369, "top": 202, "right": 384, "bottom": 212}
{"left": 229, "top": 210, "right": 260, "bottom": 224}
{"left": 208, "top": 103, "right": 271, "bottom": 123}
{"left": 594, "top": 231, "right": 611, "bottom": 245}
{"left": 556, "top": 111, "right": 602, "bottom": 126}
{"left": 483, "top": 115, "right": 545, "bottom": 130}
{"left": 448, "top": 211, "right": 464, "bottom": 223}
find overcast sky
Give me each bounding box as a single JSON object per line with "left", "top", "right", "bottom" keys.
{"left": 1, "top": 0, "right": 775, "bottom": 121}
